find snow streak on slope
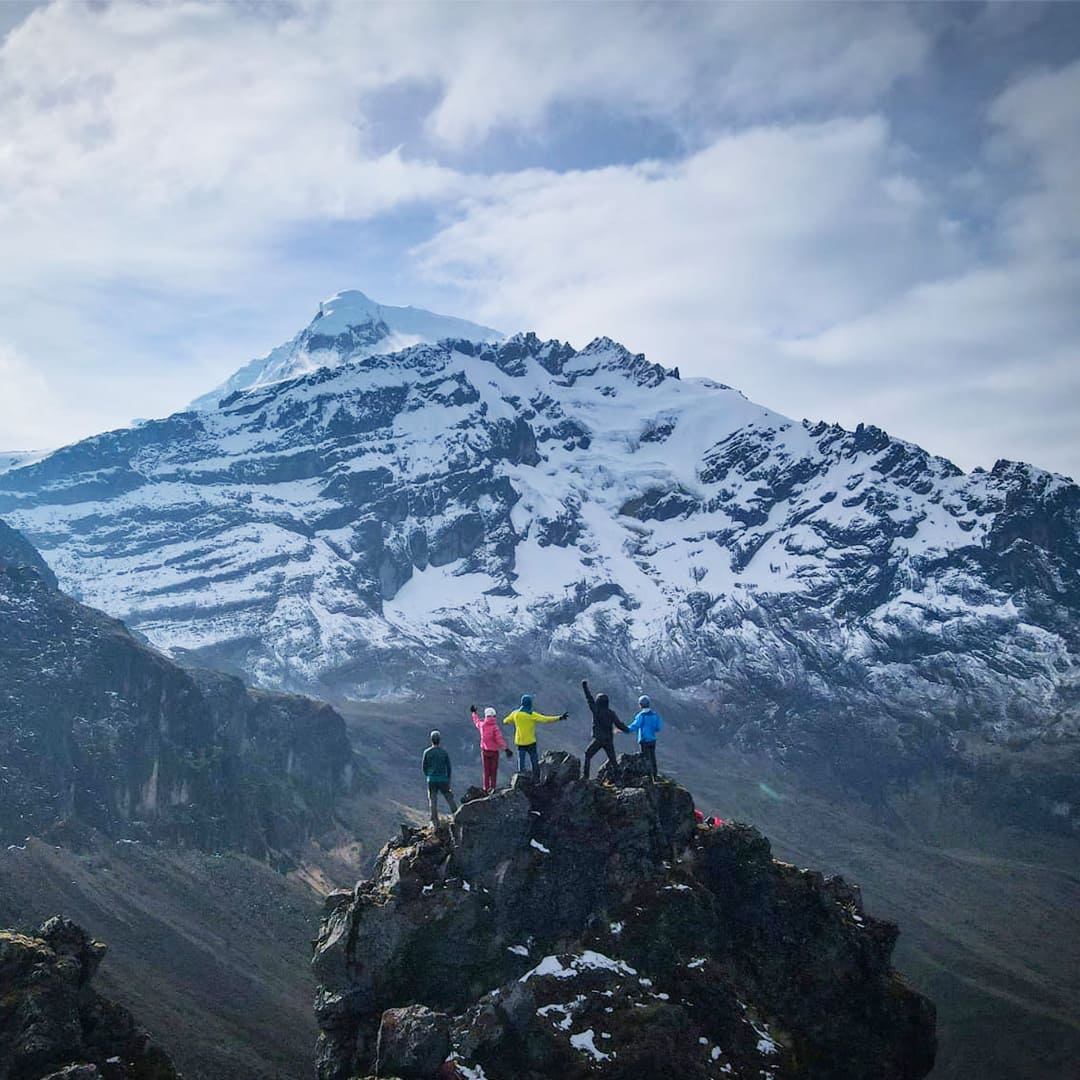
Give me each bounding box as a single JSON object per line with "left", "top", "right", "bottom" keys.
{"left": 189, "top": 290, "right": 502, "bottom": 410}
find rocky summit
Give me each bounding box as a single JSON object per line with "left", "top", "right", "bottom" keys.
{"left": 312, "top": 752, "right": 935, "bottom": 1080}
{"left": 0, "top": 916, "right": 178, "bottom": 1080}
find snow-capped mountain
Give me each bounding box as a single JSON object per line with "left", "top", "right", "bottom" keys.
{"left": 189, "top": 289, "right": 502, "bottom": 410}
{"left": 1, "top": 331, "right": 1077, "bottom": 828}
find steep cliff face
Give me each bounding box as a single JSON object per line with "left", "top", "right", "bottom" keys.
{"left": 0, "top": 518, "right": 56, "bottom": 588}
{"left": 312, "top": 753, "right": 935, "bottom": 1080}
{"left": 0, "top": 521, "right": 357, "bottom": 864}
{"left": 0, "top": 916, "right": 179, "bottom": 1080}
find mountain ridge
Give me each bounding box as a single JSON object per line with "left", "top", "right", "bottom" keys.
{"left": 0, "top": 326, "right": 1076, "bottom": 835}
{"left": 0, "top": 517, "right": 359, "bottom": 863}
{"left": 313, "top": 752, "right": 937, "bottom": 1080}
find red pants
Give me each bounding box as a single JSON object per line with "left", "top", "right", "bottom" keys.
{"left": 482, "top": 750, "right": 501, "bottom": 792}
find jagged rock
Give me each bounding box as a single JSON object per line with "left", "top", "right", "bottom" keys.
{"left": 450, "top": 788, "right": 531, "bottom": 884}
{"left": 312, "top": 752, "right": 935, "bottom": 1080}
{"left": 0, "top": 918, "right": 180, "bottom": 1080}
{"left": 0, "top": 517, "right": 57, "bottom": 588}
{"left": 375, "top": 1006, "right": 452, "bottom": 1079}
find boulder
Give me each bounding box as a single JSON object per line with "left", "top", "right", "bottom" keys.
{"left": 450, "top": 788, "right": 530, "bottom": 884}
{"left": 375, "top": 1005, "right": 451, "bottom": 1078}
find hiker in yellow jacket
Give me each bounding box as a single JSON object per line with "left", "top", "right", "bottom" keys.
{"left": 503, "top": 694, "right": 568, "bottom": 777}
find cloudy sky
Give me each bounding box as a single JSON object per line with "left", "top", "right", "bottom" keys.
{"left": 1, "top": 1, "right": 1078, "bottom": 478}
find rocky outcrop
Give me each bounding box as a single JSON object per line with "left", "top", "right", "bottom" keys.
{"left": 312, "top": 752, "right": 935, "bottom": 1080}
{"left": 0, "top": 518, "right": 56, "bottom": 588}
{"left": 0, "top": 524, "right": 357, "bottom": 864}
{"left": 0, "top": 916, "right": 179, "bottom": 1080}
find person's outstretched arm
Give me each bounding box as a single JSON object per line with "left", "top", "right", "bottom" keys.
{"left": 613, "top": 710, "right": 630, "bottom": 734}
{"left": 534, "top": 711, "right": 563, "bottom": 723}
{"left": 471, "top": 705, "right": 483, "bottom": 731}
{"left": 581, "top": 680, "right": 596, "bottom": 712}
{"left": 628, "top": 714, "right": 642, "bottom": 733}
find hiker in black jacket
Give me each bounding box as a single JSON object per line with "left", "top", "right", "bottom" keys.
{"left": 581, "top": 679, "right": 630, "bottom": 780}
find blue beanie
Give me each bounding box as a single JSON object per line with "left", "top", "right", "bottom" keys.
{"left": 638, "top": 695, "right": 650, "bottom": 707}
{"left": 521, "top": 694, "right": 533, "bottom": 711}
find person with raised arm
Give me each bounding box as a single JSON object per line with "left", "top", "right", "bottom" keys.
{"left": 581, "top": 679, "right": 629, "bottom": 780}
{"left": 502, "top": 694, "right": 567, "bottom": 777}
{"left": 471, "top": 703, "right": 512, "bottom": 794}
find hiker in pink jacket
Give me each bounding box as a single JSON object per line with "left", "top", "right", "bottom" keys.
{"left": 472, "top": 703, "right": 512, "bottom": 794}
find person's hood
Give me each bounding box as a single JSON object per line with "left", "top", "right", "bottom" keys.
{"left": 520, "top": 694, "right": 533, "bottom": 711}
{"left": 595, "top": 693, "right": 609, "bottom": 708}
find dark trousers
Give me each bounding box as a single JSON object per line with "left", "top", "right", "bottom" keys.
{"left": 427, "top": 781, "right": 457, "bottom": 823}
{"left": 517, "top": 743, "right": 539, "bottom": 776}
{"left": 481, "top": 749, "right": 501, "bottom": 792}
{"left": 640, "top": 741, "right": 658, "bottom": 777}
{"left": 584, "top": 737, "right": 617, "bottom": 779}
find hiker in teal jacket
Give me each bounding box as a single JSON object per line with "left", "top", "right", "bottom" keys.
{"left": 422, "top": 730, "right": 457, "bottom": 826}
{"left": 628, "top": 695, "right": 662, "bottom": 778}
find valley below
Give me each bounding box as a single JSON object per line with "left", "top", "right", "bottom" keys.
{"left": 338, "top": 693, "right": 1080, "bottom": 1080}
{"left": 1, "top": 685, "right": 1077, "bottom": 1079}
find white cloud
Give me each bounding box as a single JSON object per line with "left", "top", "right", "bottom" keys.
{"left": 988, "top": 58, "right": 1080, "bottom": 254}
{"left": 0, "top": 342, "right": 59, "bottom": 449}
{"left": 0, "top": 1, "right": 1075, "bottom": 480}
{"left": 411, "top": 58, "right": 1080, "bottom": 479}
{"left": 420, "top": 116, "right": 953, "bottom": 338}
{"left": 0, "top": 1, "right": 931, "bottom": 297}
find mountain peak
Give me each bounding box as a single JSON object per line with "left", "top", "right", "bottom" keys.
{"left": 189, "top": 289, "right": 503, "bottom": 410}
{"left": 313, "top": 289, "right": 383, "bottom": 333}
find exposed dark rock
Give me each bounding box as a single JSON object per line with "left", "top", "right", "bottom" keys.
{"left": 0, "top": 917, "right": 180, "bottom": 1080}
{"left": 0, "top": 537, "right": 358, "bottom": 863}
{"left": 0, "top": 518, "right": 57, "bottom": 588}
{"left": 375, "top": 1006, "right": 452, "bottom": 1079}
{"left": 313, "top": 752, "right": 935, "bottom": 1080}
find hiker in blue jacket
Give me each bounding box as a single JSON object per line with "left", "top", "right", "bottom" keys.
{"left": 628, "top": 695, "right": 662, "bottom": 779}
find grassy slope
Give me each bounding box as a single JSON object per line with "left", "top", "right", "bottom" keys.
{"left": 0, "top": 838, "right": 320, "bottom": 1078}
